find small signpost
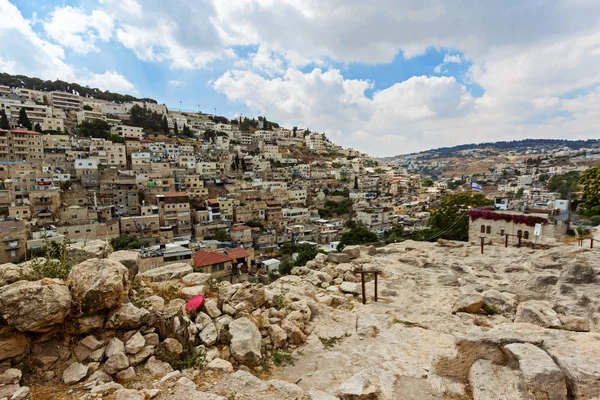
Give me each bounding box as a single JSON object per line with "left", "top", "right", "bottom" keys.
{"left": 358, "top": 269, "right": 382, "bottom": 305}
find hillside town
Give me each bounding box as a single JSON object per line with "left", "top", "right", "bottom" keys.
{"left": 0, "top": 84, "right": 435, "bottom": 275}
{"left": 2, "top": 83, "right": 600, "bottom": 279}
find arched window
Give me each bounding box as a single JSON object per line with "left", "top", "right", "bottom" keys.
{"left": 480, "top": 225, "right": 486, "bottom": 233}
{"left": 524, "top": 231, "right": 529, "bottom": 240}
{"left": 517, "top": 230, "right": 523, "bottom": 238}
{"left": 486, "top": 226, "right": 491, "bottom": 234}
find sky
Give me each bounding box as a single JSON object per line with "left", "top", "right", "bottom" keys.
{"left": 1, "top": 1, "right": 600, "bottom": 157}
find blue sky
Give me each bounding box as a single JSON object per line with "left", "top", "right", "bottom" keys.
{"left": 2, "top": 0, "right": 600, "bottom": 156}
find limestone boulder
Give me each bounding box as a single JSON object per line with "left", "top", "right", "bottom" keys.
{"left": 155, "top": 338, "right": 183, "bottom": 362}
{"left": 207, "top": 358, "right": 233, "bottom": 373}
{"left": 144, "top": 356, "right": 173, "bottom": 376}
{"left": 104, "top": 352, "right": 130, "bottom": 375}
{"left": 67, "top": 240, "right": 113, "bottom": 265}
{"left": 105, "top": 338, "right": 125, "bottom": 358}
{"left": 229, "top": 317, "right": 262, "bottom": 364}
{"left": 514, "top": 301, "right": 561, "bottom": 328}
{"left": 268, "top": 324, "right": 287, "bottom": 349}
{"left": 558, "top": 263, "right": 596, "bottom": 284}
{"left": 328, "top": 253, "right": 351, "bottom": 264}
{"left": 468, "top": 359, "right": 527, "bottom": 400}
{"left": 182, "top": 272, "right": 212, "bottom": 286}
{"left": 63, "top": 362, "right": 88, "bottom": 384}
{"left": 0, "top": 280, "right": 71, "bottom": 332}
{"left": 0, "top": 263, "right": 35, "bottom": 287}
{"left": 341, "top": 245, "right": 362, "bottom": 260}
{"left": 139, "top": 263, "right": 193, "bottom": 282}
{"left": 67, "top": 258, "right": 130, "bottom": 314}
{"left": 105, "top": 303, "right": 149, "bottom": 329}
{"left": 504, "top": 343, "right": 567, "bottom": 400}
{"left": 143, "top": 295, "right": 165, "bottom": 311}
{"left": 199, "top": 323, "right": 218, "bottom": 346}
{"left": 108, "top": 250, "right": 140, "bottom": 281}
{"left": 337, "top": 368, "right": 395, "bottom": 400}
{"left": 0, "top": 368, "right": 21, "bottom": 385}
{"left": 340, "top": 281, "right": 360, "bottom": 295}
{"left": 125, "top": 332, "right": 145, "bottom": 355}
{"left": 181, "top": 285, "right": 206, "bottom": 299}
{"left": 452, "top": 293, "right": 484, "bottom": 314}
{"left": 230, "top": 283, "right": 268, "bottom": 310}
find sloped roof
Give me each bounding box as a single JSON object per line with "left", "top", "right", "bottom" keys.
{"left": 224, "top": 248, "right": 248, "bottom": 259}
{"left": 192, "top": 249, "right": 233, "bottom": 267}
{"left": 230, "top": 225, "right": 251, "bottom": 231}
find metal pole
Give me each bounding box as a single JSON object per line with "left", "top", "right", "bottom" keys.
{"left": 374, "top": 272, "right": 378, "bottom": 302}
{"left": 591, "top": 238, "right": 594, "bottom": 249}
{"left": 518, "top": 235, "right": 521, "bottom": 248}
{"left": 505, "top": 234, "right": 509, "bottom": 248}
{"left": 361, "top": 272, "right": 366, "bottom": 305}
{"left": 480, "top": 237, "right": 484, "bottom": 254}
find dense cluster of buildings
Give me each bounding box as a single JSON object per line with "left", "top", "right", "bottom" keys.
{"left": 0, "top": 85, "right": 436, "bottom": 271}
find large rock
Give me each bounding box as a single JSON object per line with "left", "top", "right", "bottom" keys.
{"left": 104, "top": 352, "right": 130, "bottom": 375}
{"left": 0, "top": 280, "right": 71, "bottom": 332}
{"left": 207, "top": 358, "right": 233, "bottom": 373}
{"left": 199, "top": 323, "right": 218, "bottom": 346}
{"left": 0, "top": 368, "right": 21, "bottom": 385}
{"left": 181, "top": 285, "right": 206, "bottom": 299}
{"left": 0, "top": 263, "right": 35, "bottom": 287}
{"left": 67, "top": 258, "right": 130, "bottom": 314}
{"left": 231, "top": 283, "right": 268, "bottom": 310}
{"left": 65, "top": 314, "right": 105, "bottom": 335}
{"left": 504, "top": 343, "right": 567, "bottom": 400}
{"left": 105, "top": 337, "right": 125, "bottom": 358}
{"left": 268, "top": 324, "right": 287, "bottom": 349}
{"left": 155, "top": 338, "right": 183, "bottom": 362}
{"left": 229, "top": 317, "right": 262, "bottom": 364}
{"left": 105, "top": 303, "right": 149, "bottom": 329}
{"left": 144, "top": 356, "right": 173, "bottom": 376}
{"left": 108, "top": 250, "right": 140, "bottom": 281}
{"left": 468, "top": 359, "right": 527, "bottom": 400}
{"left": 139, "top": 263, "right": 193, "bottom": 282}
{"left": 125, "top": 332, "right": 145, "bottom": 355}
{"left": 558, "top": 263, "right": 596, "bottom": 284}
{"left": 328, "top": 253, "right": 351, "bottom": 264}
{"left": 341, "top": 246, "right": 361, "bottom": 260}
{"left": 337, "top": 368, "right": 395, "bottom": 400}
{"left": 182, "top": 272, "right": 212, "bottom": 286}
{"left": 452, "top": 293, "right": 484, "bottom": 314}
{"left": 514, "top": 301, "right": 561, "bottom": 328}
{"left": 63, "top": 362, "right": 88, "bottom": 384}
{"left": 67, "top": 240, "right": 113, "bottom": 265}
{"left": 340, "top": 281, "right": 360, "bottom": 295}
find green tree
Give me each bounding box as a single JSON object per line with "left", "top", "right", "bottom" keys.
{"left": 547, "top": 171, "right": 580, "bottom": 199}
{"left": 422, "top": 178, "right": 434, "bottom": 187}
{"left": 83, "top": 105, "right": 93, "bottom": 111}
{"left": 515, "top": 187, "right": 525, "bottom": 199}
{"left": 0, "top": 110, "right": 9, "bottom": 129}
{"left": 162, "top": 116, "right": 169, "bottom": 134}
{"left": 108, "top": 134, "right": 125, "bottom": 143}
{"left": 110, "top": 235, "right": 150, "bottom": 251}
{"left": 579, "top": 166, "right": 600, "bottom": 216}
{"left": 173, "top": 121, "right": 179, "bottom": 136}
{"left": 425, "top": 192, "right": 492, "bottom": 241}
{"left": 34, "top": 123, "right": 42, "bottom": 133}
{"left": 18, "top": 108, "right": 32, "bottom": 130}
{"left": 353, "top": 176, "right": 359, "bottom": 190}
{"left": 337, "top": 226, "right": 379, "bottom": 250}
{"left": 206, "top": 230, "right": 231, "bottom": 242}
{"left": 538, "top": 174, "right": 549, "bottom": 182}
{"left": 385, "top": 224, "right": 404, "bottom": 244}
{"left": 78, "top": 119, "right": 111, "bottom": 139}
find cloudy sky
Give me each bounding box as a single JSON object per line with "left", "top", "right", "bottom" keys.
{"left": 1, "top": 0, "right": 600, "bottom": 156}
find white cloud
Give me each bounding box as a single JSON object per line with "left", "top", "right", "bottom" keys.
{"left": 79, "top": 71, "right": 137, "bottom": 93}
{"left": 443, "top": 54, "right": 462, "bottom": 64}
{"left": 43, "top": 6, "right": 114, "bottom": 54}
{"left": 0, "top": 1, "right": 135, "bottom": 94}
{"left": 169, "top": 80, "right": 184, "bottom": 86}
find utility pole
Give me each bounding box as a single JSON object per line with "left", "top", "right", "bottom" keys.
{"left": 180, "top": 101, "right": 182, "bottom": 112}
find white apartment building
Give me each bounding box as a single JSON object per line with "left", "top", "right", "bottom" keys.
{"left": 517, "top": 175, "right": 534, "bottom": 186}
{"left": 178, "top": 155, "right": 197, "bottom": 170}
{"left": 111, "top": 125, "right": 144, "bottom": 140}
{"left": 102, "top": 103, "right": 132, "bottom": 117}
{"left": 49, "top": 91, "right": 82, "bottom": 111}
{"left": 305, "top": 133, "right": 327, "bottom": 150}
{"left": 288, "top": 187, "right": 307, "bottom": 205}
{"left": 255, "top": 130, "right": 272, "bottom": 141}
{"left": 131, "top": 152, "right": 151, "bottom": 171}
{"left": 76, "top": 110, "right": 103, "bottom": 124}
{"left": 282, "top": 207, "right": 311, "bottom": 224}
{"left": 13, "top": 88, "right": 46, "bottom": 103}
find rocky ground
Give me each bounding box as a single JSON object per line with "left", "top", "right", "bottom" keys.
{"left": 1, "top": 239, "right": 600, "bottom": 399}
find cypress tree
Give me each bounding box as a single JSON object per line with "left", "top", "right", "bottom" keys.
{"left": 0, "top": 110, "right": 9, "bottom": 129}
{"left": 18, "top": 108, "right": 32, "bottom": 130}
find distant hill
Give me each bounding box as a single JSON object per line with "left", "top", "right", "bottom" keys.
{"left": 0, "top": 72, "right": 156, "bottom": 104}
{"left": 384, "top": 138, "right": 600, "bottom": 160}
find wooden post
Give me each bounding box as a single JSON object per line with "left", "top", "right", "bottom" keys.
{"left": 480, "top": 237, "right": 484, "bottom": 254}
{"left": 360, "top": 271, "right": 366, "bottom": 305}
{"left": 591, "top": 238, "right": 594, "bottom": 249}
{"left": 374, "top": 272, "right": 378, "bottom": 302}
{"left": 505, "top": 234, "right": 509, "bottom": 248}
{"left": 518, "top": 235, "right": 522, "bottom": 248}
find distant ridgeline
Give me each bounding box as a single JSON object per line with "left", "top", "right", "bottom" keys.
{"left": 383, "top": 138, "right": 600, "bottom": 160}
{"left": 0, "top": 72, "right": 156, "bottom": 104}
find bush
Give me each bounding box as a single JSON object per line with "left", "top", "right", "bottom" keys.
{"left": 110, "top": 235, "right": 150, "bottom": 251}
{"left": 337, "top": 226, "right": 378, "bottom": 251}
{"left": 29, "top": 237, "right": 73, "bottom": 279}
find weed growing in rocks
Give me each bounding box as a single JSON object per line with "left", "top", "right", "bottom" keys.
{"left": 270, "top": 350, "right": 292, "bottom": 365}
{"left": 318, "top": 333, "right": 351, "bottom": 349}
{"left": 172, "top": 346, "right": 206, "bottom": 370}
{"left": 30, "top": 237, "right": 72, "bottom": 279}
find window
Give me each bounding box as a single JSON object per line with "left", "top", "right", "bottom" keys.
{"left": 486, "top": 226, "right": 491, "bottom": 234}
{"left": 517, "top": 230, "right": 523, "bottom": 238}
{"left": 480, "top": 225, "right": 485, "bottom": 233}
{"left": 500, "top": 229, "right": 505, "bottom": 236}
{"left": 524, "top": 231, "right": 529, "bottom": 240}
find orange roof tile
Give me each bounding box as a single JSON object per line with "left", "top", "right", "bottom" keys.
{"left": 224, "top": 248, "right": 249, "bottom": 259}
{"left": 192, "top": 250, "right": 233, "bottom": 267}
{"left": 229, "top": 225, "right": 251, "bottom": 231}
